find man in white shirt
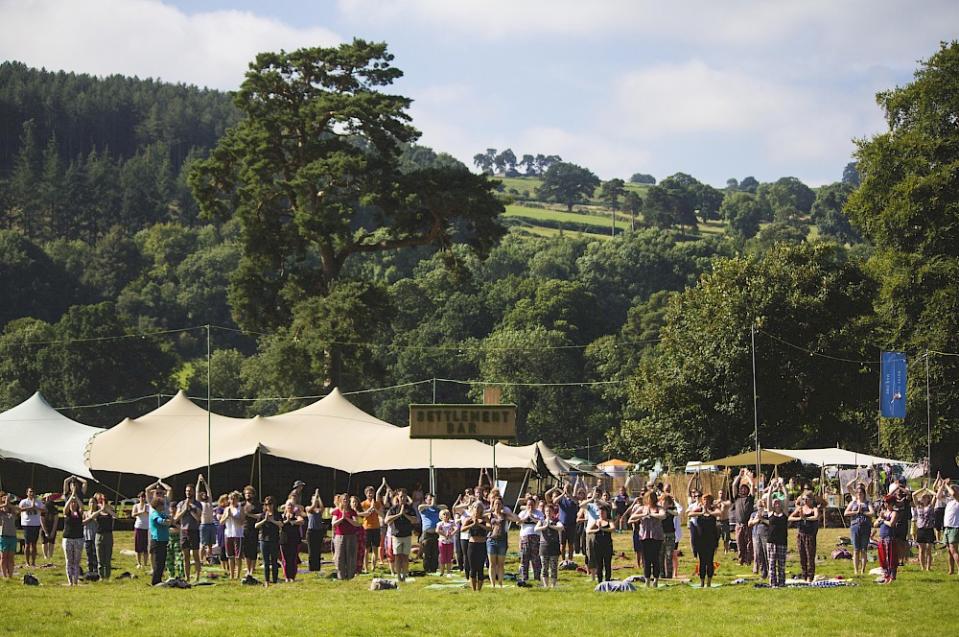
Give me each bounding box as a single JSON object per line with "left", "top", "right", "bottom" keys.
{"left": 18, "top": 487, "right": 45, "bottom": 567}
{"left": 938, "top": 479, "right": 959, "bottom": 575}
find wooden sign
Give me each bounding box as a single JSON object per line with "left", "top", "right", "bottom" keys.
{"left": 409, "top": 404, "right": 517, "bottom": 440}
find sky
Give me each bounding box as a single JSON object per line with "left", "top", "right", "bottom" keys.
{"left": 1, "top": 0, "right": 957, "bottom": 186}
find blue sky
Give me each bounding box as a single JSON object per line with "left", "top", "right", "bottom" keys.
{"left": 2, "top": 0, "right": 957, "bottom": 185}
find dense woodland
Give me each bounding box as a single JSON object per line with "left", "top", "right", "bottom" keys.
{"left": 0, "top": 40, "right": 957, "bottom": 473}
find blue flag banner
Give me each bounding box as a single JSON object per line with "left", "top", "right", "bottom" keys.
{"left": 880, "top": 351, "right": 907, "bottom": 419}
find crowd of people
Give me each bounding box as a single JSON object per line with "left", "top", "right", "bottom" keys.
{"left": 0, "top": 467, "right": 957, "bottom": 590}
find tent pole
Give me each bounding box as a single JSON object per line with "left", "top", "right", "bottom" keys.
{"left": 492, "top": 441, "right": 497, "bottom": 484}
{"left": 249, "top": 449, "right": 256, "bottom": 487}
{"left": 115, "top": 473, "right": 123, "bottom": 508}
{"left": 257, "top": 448, "right": 262, "bottom": 496}
{"left": 514, "top": 469, "right": 531, "bottom": 512}
{"left": 429, "top": 377, "right": 436, "bottom": 494}
{"left": 206, "top": 324, "right": 212, "bottom": 493}
{"left": 926, "top": 350, "right": 932, "bottom": 480}
{"left": 751, "top": 324, "right": 761, "bottom": 476}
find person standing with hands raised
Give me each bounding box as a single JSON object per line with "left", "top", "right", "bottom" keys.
{"left": 385, "top": 490, "right": 419, "bottom": 582}
{"left": 18, "top": 487, "right": 44, "bottom": 568}
{"left": 305, "top": 489, "right": 326, "bottom": 573}
{"left": 175, "top": 483, "right": 202, "bottom": 582}
{"left": 255, "top": 496, "right": 282, "bottom": 586}
{"left": 149, "top": 497, "right": 171, "bottom": 586}
{"left": 789, "top": 491, "right": 821, "bottom": 582}
{"left": 331, "top": 493, "right": 362, "bottom": 580}
{"left": 629, "top": 490, "right": 667, "bottom": 588}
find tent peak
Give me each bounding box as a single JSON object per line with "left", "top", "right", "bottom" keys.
{"left": 26, "top": 391, "right": 53, "bottom": 408}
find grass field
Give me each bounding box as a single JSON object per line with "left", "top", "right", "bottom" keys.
{"left": 5, "top": 527, "right": 954, "bottom": 636}
{"left": 504, "top": 204, "right": 629, "bottom": 233}
{"left": 496, "top": 175, "right": 651, "bottom": 203}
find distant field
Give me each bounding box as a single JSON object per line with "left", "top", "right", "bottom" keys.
{"left": 496, "top": 175, "right": 650, "bottom": 204}
{"left": 504, "top": 204, "right": 628, "bottom": 233}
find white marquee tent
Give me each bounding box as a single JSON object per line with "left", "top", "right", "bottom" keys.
{"left": 705, "top": 447, "right": 917, "bottom": 468}
{"left": 0, "top": 392, "right": 99, "bottom": 478}
{"left": 257, "top": 389, "right": 532, "bottom": 474}
{"left": 770, "top": 448, "right": 916, "bottom": 467}
{"left": 493, "top": 440, "right": 577, "bottom": 478}
{"left": 86, "top": 390, "right": 259, "bottom": 478}
{"left": 86, "top": 389, "right": 537, "bottom": 479}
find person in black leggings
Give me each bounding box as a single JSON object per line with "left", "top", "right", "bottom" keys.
{"left": 461, "top": 503, "right": 489, "bottom": 591}
{"left": 629, "top": 490, "right": 666, "bottom": 588}
{"left": 587, "top": 506, "right": 615, "bottom": 582}
{"left": 688, "top": 493, "right": 720, "bottom": 588}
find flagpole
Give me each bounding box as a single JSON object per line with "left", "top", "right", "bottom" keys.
{"left": 752, "top": 324, "right": 760, "bottom": 475}
{"left": 206, "top": 324, "right": 212, "bottom": 492}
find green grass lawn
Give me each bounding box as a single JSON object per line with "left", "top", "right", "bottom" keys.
{"left": 5, "top": 527, "right": 954, "bottom": 636}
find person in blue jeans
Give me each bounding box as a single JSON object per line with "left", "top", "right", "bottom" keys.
{"left": 843, "top": 482, "right": 874, "bottom": 576}
{"left": 255, "top": 496, "right": 282, "bottom": 587}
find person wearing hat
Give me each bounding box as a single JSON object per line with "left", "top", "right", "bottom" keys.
{"left": 288, "top": 480, "right": 306, "bottom": 511}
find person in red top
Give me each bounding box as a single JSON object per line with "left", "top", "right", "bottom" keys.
{"left": 331, "top": 494, "right": 362, "bottom": 580}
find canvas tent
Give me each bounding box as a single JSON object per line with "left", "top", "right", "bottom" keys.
{"left": 493, "top": 441, "right": 577, "bottom": 479}
{"left": 704, "top": 449, "right": 806, "bottom": 467}
{"left": 258, "top": 389, "right": 531, "bottom": 474}
{"left": 705, "top": 447, "right": 916, "bottom": 468}
{"left": 86, "top": 390, "right": 259, "bottom": 478}
{"left": 0, "top": 392, "right": 99, "bottom": 479}
{"left": 87, "top": 389, "right": 535, "bottom": 479}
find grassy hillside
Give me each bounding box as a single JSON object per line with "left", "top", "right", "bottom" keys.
{"left": 496, "top": 176, "right": 819, "bottom": 243}
{"left": 496, "top": 175, "right": 649, "bottom": 204}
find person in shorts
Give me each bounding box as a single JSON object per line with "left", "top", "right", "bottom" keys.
{"left": 0, "top": 492, "right": 17, "bottom": 578}
{"left": 195, "top": 475, "right": 216, "bottom": 566}
{"left": 551, "top": 483, "right": 580, "bottom": 561}
{"left": 937, "top": 479, "right": 959, "bottom": 575}
{"left": 384, "top": 490, "right": 417, "bottom": 581}
{"left": 175, "top": 482, "right": 202, "bottom": 582}
{"left": 18, "top": 487, "right": 44, "bottom": 567}
{"left": 219, "top": 491, "right": 245, "bottom": 579}
{"left": 359, "top": 484, "right": 384, "bottom": 572}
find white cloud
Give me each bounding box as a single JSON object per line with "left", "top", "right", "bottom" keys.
{"left": 337, "top": 0, "right": 959, "bottom": 70}
{"left": 605, "top": 60, "right": 886, "bottom": 168}
{"left": 610, "top": 61, "right": 789, "bottom": 137}
{"left": 0, "top": 0, "right": 339, "bottom": 89}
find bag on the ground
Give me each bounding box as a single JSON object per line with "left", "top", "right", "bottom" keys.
{"left": 23, "top": 573, "right": 39, "bottom": 586}
{"left": 594, "top": 580, "right": 635, "bottom": 592}
{"left": 370, "top": 578, "right": 398, "bottom": 590}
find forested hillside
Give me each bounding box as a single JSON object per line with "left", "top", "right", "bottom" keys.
{"left": 0, "top": 41, "right": 956, "bottom": 472}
